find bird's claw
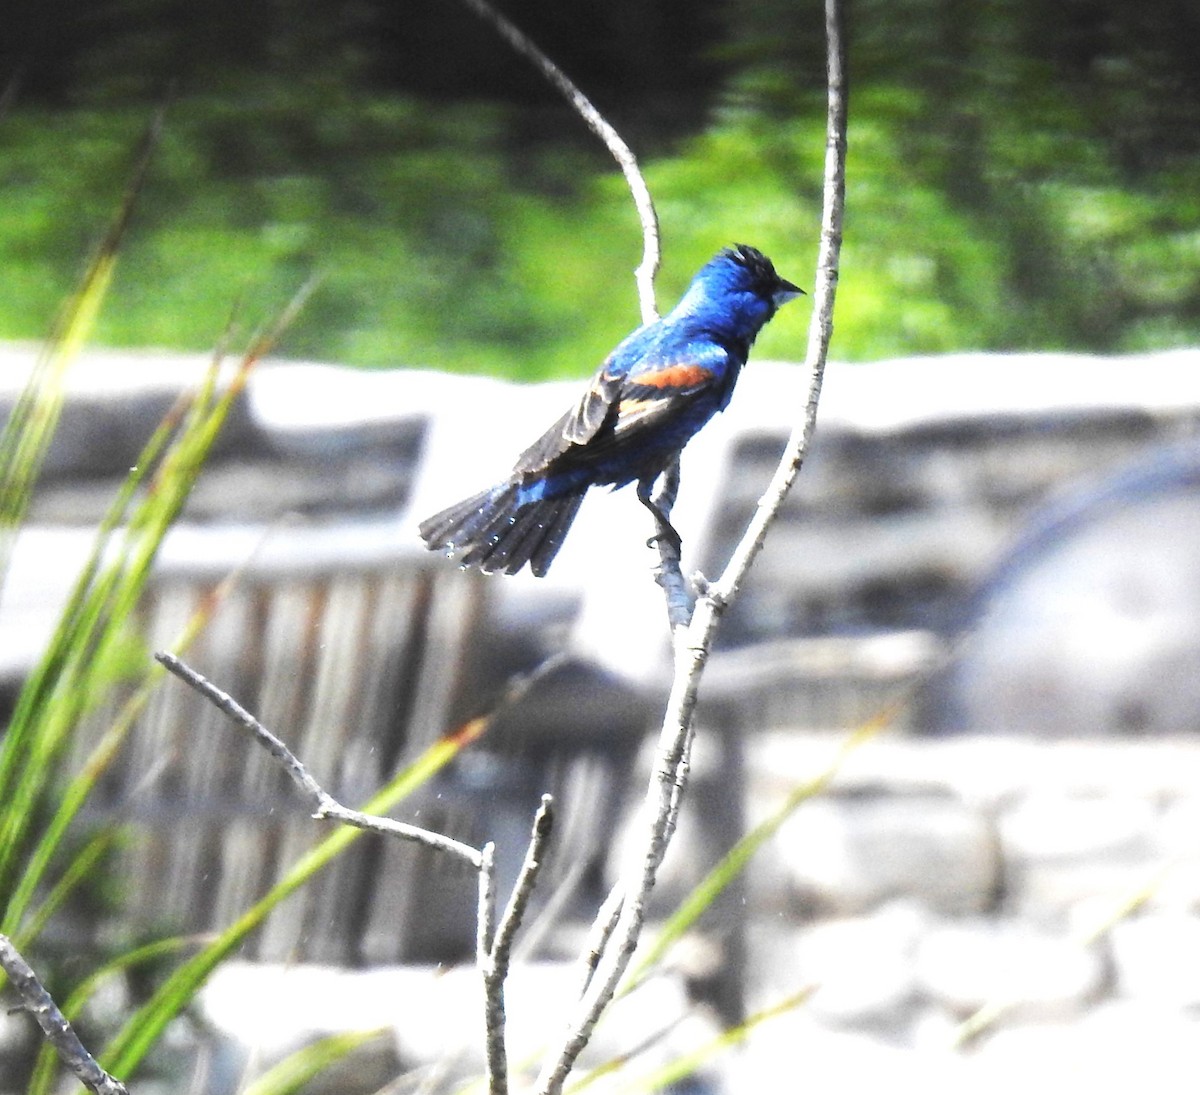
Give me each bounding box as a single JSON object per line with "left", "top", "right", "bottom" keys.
{"left": 646, "top": 528, "right": 683, "bottom": 555}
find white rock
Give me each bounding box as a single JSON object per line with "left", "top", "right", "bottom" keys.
{"left": 793, "top": 902, "right": 929, "bottom": 1026}
{"left": 772, "top": 793, "right": 998, "bottom": 916}
{"left": 1110, "top": 913, "right": 1200, "bottom": 1007}
{"left": 915, "top": 919, "right": 1105, "bottom": 1020}
{"left": 1000, "top": 794, "right": 1157, "bottom": 862}
{"left": 0, "top": 344, "right": 258, "bottom": 476}
{"left": 724, "top": 1012, "right": 969, "bottom": 1095}
{"left": 999, "top": 794, "right": 1159, "bottom": 914}
{"left": 971, "top": 1002, "right": 1200, "bottom": 1094}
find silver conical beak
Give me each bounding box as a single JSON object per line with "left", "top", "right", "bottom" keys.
{"left": 773, "top": 278, "right": 805, "bottom": 306}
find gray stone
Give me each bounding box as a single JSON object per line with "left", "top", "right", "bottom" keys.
{"left": 999, "top": 794, "right": 1158, "bottom": 914}
{"left": 0, "top": 345, "right": 260, "bottom": 478}
{"left": 791, "top": 902, "right": 929, "bottom": 1028}
{"left": 196, "top": 965, "right": 403, "bottom": 1094}
{"left": 915, "top": 919, "right": 1105, "bottom": 1020}
{"left": 771, "top": 792, "right": 999, "bottom": 916}
{"left": 1000, "top": 794, "right": 1157, "bottom": 862}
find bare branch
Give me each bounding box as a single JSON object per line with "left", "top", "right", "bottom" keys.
{"left": 156, "top": 657, "right": 566, "bottom": 1095}
{"left": 535, "top": 0, "right": 849, "bottom": 1088}
{"left": 154, "top": 652, "right": 484, "bottom": 869}
{"left": 0, "top": 934, "right": 130, "bottom": 1095}
{"left": 572, "top": 881, "right": 624, "bottom": 1002}
{"left": 491, "top": 795, "right": 554, "bottom": 976}
{"left": 479, "top": 797, "right": 554, "bottom": 1095}
{"left": 452, "top": 0, "right": 660, "bottom": 323}
{"left": 707, "top": 0, "right": 847, "bottom": 609}
{"left": 658, "top": 724, "right": 694, "bottom": 849}
{"left": 477, "top": 843, "right": 498, "bottom": 962}
{"left": 476, "top": 843, "right": 506, "bottom": 1095}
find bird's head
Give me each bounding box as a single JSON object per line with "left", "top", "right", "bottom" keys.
{"left": 678, "top": 244, "right": 804, "bottom": 336}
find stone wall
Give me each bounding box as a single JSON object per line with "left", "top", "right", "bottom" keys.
{"left": 718, "top": 731, "right": 1200, "bottom": 1090}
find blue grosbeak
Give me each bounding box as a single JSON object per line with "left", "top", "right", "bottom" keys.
{"left": 420, "top": 244, "right": 802, "bottom": 576}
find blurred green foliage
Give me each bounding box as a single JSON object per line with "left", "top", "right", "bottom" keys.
{"left": 2, "top": 0, "right": 1199, "bottom": 378}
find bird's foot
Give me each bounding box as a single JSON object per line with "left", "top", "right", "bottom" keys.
{"left": 646, "top": 521, "right": 683, "bottom": 556}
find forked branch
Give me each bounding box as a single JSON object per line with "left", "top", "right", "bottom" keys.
{"left": 157, "top": 652, "right": 557, "bottom": 1095}
{"left": 155, "top": 652, "right": 484, "bottom": 867}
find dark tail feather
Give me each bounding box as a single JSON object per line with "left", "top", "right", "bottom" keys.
{"left": 419, "top": 486, "right": 509, "bottom": 548}
{"left": 418, "top": 482, "right": 586, "bottom": 577}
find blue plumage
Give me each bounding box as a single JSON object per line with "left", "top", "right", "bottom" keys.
{"left": 419, "top": 244, "right": 802, "bottom": 575}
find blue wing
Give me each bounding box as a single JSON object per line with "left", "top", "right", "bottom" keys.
{"left": 513, "top": 337, "right": 732, "bottom": 477}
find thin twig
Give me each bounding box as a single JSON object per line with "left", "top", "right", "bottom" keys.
{"left": 574, "top": 882, "right": 625, "bottom": 1001}
{"left": 159, "top": 649, "right": 567, "bottom": 1095}
{"left": 491, "top": 796, "right": 554, "bottom": 975}
{"left": 480, "top": 797, "right": 555, "bottom": 1095}
{"left": 452, "top": 0, "right": 660, "bottom": 324}
{"left": 706, "top": 0, "right": 847, "bottom": 610}
{"left": 477, "top": 843, "right": 506, "bottom": 1095}
{"left": 535, "top": 0, "right": 848, "bottom": 1088}
{"left": 0, "top": 934, "right": 130, "bottom": 1095}
{"left": 658, "top": 726, "right": 693, "bottom": 849}
{"left": 154, "top": 652, "right": 484, "bottom": 869}
{"left": 536, "top": 647, "right": 695, "bottom": 1092}
{"left": 478, "top": 843, "right": 498, "bottom": 961}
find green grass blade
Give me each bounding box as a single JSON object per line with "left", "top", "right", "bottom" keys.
{"left": 11, "top": 829, "right": 120, "bottom": 952}
{"left": 0, "top": 554, "right": 134, "bottom": 901}
{"left": 0, "top": 381, "right": 220, "bottom": 907}
{"left": 5, "top": 565, "right": 243, "bottom": 936}
{"left": 0, "top": 111, "right": 177, "bottom": 891}
{"left": 0, "top": 278, "right": 310, "bottom": 916}
{"left": 241, "top": 1028, "right": 390, "bottom": 1095}
{"left": 0, "top": 104, "right": 164, "bottom": 579}
{"left": 101, "top": 716, "right": 486, "bottom": 1078}
{"left": 27, "top": 934, "right": 209, "bottom": 1095}
{"left": 0, "top": 383, "right": 194, "bottom": 760}
{"left": 0, "top": 254, "right": 115, "bottom": 536}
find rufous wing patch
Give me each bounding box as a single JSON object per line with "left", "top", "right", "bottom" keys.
{"left": 633, "top": 363, "right": 714, "bottom": 389}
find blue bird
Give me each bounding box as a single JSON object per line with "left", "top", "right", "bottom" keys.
{"left": 419, "top": 244, "right": 803, "bottom": 576}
